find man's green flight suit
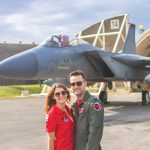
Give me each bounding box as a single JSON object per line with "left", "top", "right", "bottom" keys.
{"left": 72, "top": 91, "right": 104, "bottom": 150}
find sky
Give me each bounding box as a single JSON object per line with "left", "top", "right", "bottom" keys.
{"left": 0, "top": 0, "right": 149, "bottom": 44}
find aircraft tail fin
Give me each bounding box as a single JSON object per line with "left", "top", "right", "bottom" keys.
{"left": 122, "top": 23, "right": 136, "bottom": 54}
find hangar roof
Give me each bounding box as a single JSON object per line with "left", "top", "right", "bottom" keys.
{"left": 136, "top": 28, "right": 150, "bottom": 56}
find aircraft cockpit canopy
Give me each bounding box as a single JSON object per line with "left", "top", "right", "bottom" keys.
{"left": 40, "top": 35, "right": 70, "bottom": 48}
{"left": 40, "top": 34, "right": 89, "bottom": 48}
{"left": 69, "top": 38, "right": 89, "bottom": 45}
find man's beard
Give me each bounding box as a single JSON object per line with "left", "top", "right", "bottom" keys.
{"left": 75, "top": 91, "right": 84, "bottom": 98}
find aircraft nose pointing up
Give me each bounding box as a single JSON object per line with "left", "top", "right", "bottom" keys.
{"left": 0, "top": 51, "right": 39, "bottom": 79}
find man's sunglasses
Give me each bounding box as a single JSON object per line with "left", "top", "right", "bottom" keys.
{"left": 54, "top": 90, "right": 67, "bottom": 97}
{"left": 70, "top": 81, "right": 83, "bottom": 87}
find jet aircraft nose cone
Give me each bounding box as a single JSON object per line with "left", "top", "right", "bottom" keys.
{"left": 0, "top": 51, "right": 39, "bottom": 79}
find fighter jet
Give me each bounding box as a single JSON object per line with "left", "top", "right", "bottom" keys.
{"left": 0, "top": 24, "right": 150, "bottom": 104}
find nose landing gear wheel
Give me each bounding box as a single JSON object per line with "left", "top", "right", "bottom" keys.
{"left": 141, "top": 91, "right": 150, "bottom": 105}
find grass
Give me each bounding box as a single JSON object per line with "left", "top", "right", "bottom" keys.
{"left": 0, "top": 84, "right": 43, "bottom": 99}
{"left": 0, "top": 84, "right": 99, "bottom": 99}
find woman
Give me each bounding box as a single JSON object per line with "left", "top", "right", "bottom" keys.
{"left": 44, "top": 83, "right": 74, "bottom": 150}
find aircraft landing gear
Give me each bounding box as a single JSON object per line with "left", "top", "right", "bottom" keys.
{"left": 141, "top": 91, "right": 150, "bottom": 105}
{"left": 99, "top": 91, "right": 109, "bottom": 104}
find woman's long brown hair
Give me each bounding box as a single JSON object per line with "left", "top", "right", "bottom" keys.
{"left": 44, "top": 83, "right": 70, "bottom": 114}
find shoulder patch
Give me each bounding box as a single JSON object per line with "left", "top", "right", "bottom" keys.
{"left": 92, "top": 99, "right": 103, "bottom": 111}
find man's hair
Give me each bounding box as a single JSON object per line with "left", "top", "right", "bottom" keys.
{"left": 69, "top": 70, "right": 86, "bottom": 80}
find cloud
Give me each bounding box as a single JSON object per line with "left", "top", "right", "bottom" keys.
{"left": 0, "top": 0, "right": 149, "bottom": 43}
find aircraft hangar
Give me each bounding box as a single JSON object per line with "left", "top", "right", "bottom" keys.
{"left": 77, "top": 14, "right": 129, "bottom": 53}
{"left": 136, "top": 28, "right": 150, "bottom": 56}
{"left": 77, "top": 14, "right": 150, "bottom": 58}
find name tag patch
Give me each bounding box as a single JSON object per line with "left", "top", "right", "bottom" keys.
{"left": 62, "top": 116, "right": 69, "bottom": 122}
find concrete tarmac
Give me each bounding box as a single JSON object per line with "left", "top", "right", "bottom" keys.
{"left": 0, "top": 93, "right": 150, "bottom": 150}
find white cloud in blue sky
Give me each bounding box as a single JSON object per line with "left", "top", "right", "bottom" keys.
{"left": 0, "top": 0, "right": 149, "bottom": 43}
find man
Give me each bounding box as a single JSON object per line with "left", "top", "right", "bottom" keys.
{"left": 69, "top": 70, "right": 104, "bottom": 150}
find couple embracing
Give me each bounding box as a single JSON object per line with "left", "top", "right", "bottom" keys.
{"left": 44, "top": 70, "right": 104, "bottom": 150}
